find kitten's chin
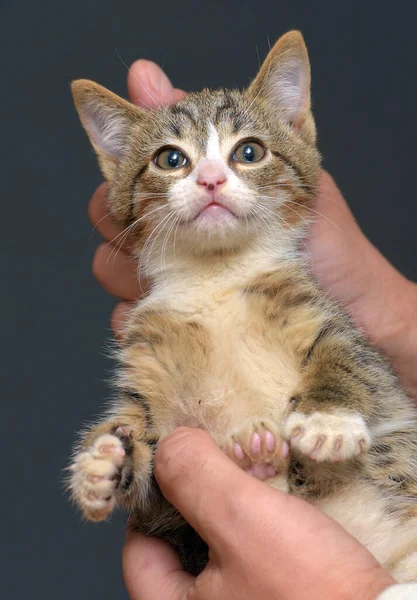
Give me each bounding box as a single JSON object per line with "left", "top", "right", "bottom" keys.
{"left": 176, "top": 208, "right": 248, "bottom": 254}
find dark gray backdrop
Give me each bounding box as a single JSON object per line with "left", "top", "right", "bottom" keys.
{"left": 1, "top": 1, "right": 416, "bottom": 598}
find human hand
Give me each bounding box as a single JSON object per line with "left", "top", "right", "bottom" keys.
{"left": 88, "top": 60, "right": 417, "bottom": 398}
{"left": 122, "top": 427, "right": 395, "bottom": 600}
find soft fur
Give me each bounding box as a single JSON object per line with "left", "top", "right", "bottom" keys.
{"left": 68, "top": 31, "right": 417, "bottom": 579}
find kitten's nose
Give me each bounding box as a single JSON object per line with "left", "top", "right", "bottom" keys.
{"left": 196, "top": 160, "right": 227, "bottom": 191}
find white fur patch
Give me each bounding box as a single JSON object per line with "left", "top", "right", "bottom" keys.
{"left": 283, "top": 411, "right": 371, "bottom": 462}
{"left": 205, "top": 123, "right": 224, "bottom": 161}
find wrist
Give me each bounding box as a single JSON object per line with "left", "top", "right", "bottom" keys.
{"left": 375, "top": 278, "right": 417, "bottom": 399}
{"left": 340, "top": 234, "right": 417, "bottom": 399}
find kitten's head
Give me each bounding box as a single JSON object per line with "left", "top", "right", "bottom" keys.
{"left": 73, "top": 31, "right": 320, "bottom": 265}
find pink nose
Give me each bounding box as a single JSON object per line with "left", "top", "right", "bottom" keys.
{"left": 196, "top": 160, "right": 227, "bottom": 191}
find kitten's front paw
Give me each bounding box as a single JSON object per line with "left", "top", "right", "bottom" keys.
{"left": 283, "top": 411, "right": 371, "bottom": 462}
{"left": 69, "top": 433, "right": 127, "bottom": 522}
{"left": 224, "top": 420, "right": 290, "bottom": 491}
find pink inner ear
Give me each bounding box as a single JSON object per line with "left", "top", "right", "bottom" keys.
{"left": 293, "top": 112, "right": 306, "bottom": 130}
{"left": 272, "top": 62, "right": 308, "bottom": 123}
{"left": 80, "top": 101, "right": 128, "bottom": 160}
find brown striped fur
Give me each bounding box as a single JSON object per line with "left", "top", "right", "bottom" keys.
{"left": 68, "top": 31, "right": 417, "bottom": 579}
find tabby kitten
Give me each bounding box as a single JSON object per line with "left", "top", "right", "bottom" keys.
{"left": 69, "top": 31, "right": 417, "bottom": 580}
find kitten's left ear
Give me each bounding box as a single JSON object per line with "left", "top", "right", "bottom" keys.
{"left": 248, "top": 31, "right": 315, "bottom": 142}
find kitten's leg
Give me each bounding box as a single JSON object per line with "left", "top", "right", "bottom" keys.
{"left": 392, "top": 550, "right": 417, "bottom": 583}
{"left": 69, "top": 417, "right": 154, "bottom": 522}
{"left": 69, "top": 308, "right": 212, "bottom": 522}
{"left": 282, "top": 323, "right": 381, "bottom": 463}
{"left": 224, "top": 419, "right": 290, "bottom": 491}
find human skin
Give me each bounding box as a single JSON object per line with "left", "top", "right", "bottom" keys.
{"left": 123, "top": 427, "right": 395, "bottom": 600}
{"left": 87, "top": 60, "right": 417, "bottom": 598}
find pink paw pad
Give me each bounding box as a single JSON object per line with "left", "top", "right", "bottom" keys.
{"left": 226, "top": 421, "right": 290, "bottom": 482}
{"left": 247, "top": 463, "right": 277, "bottom": 480}
{"left": 233, "top": 443, "right": 245, "bottom": 461}
{"left": 98, "top": 444, "right": 125, "bottom": 457}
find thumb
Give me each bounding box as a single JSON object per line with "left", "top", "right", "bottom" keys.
{"left": 127, "top": 59, "right": 185, "bottom": 109}
{"left": 122, "top": 530, "right": 193, "bottom": 600}
{"left": 153, "top": 429, "right": 394, "bottom": 600}
{"left": 153, "top": 427, "right": 267, "bottom": 553}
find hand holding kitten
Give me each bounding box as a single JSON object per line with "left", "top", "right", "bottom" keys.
{"left": 123, "top": 427, "right": 395, "bottom": 600}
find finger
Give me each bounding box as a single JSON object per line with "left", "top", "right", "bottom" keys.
{"left": 123, "top": 531, "right": 193, "bottom": 600}
{"left": 89, "top": 182, "right": 132, "bottom": 248}
{"left": 154, "top": 428, "right": 266, "bottom": 552}
{"left": 307, "top": 170, "right": 362, "bottom": 265}
{"left": 92, "top": 243, "right": 141, "bottom": 300}
{"left": 128, "top": 59, "right": 186, "bottom": 109}
{"left": 311, "top": 170, "right": 402, "bottom": 286}
{"left": 309, "top": 171, "right": 411, "bottom": 345}
{"left": 111, "top": 301, "right": 135, "bottom": 338}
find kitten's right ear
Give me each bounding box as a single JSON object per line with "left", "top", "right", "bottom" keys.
{"left": 72, "top": 80, "right": 145, "bottom": 181}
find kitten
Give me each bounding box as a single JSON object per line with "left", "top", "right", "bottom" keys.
{"left": 68, "top": 31, "right": 417, "bottom": 580}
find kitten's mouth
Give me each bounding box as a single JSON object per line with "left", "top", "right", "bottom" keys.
{"left": 194, "top": 201, "right": 237, "bottom": 221}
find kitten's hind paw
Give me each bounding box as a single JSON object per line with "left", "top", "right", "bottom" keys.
{"left": 224, "top": 420, "right": 290, "bottom": 491}
{"left": 69, "top": 432, "right": 127, "bottom": 522}
{"left": 283, "top": 411, "right": 371, "bottom": 462}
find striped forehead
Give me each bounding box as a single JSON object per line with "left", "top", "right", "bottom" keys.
{"left": 165, "top": 92, "right": 251, "bottom": 150}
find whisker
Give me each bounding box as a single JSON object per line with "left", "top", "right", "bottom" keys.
{"left": 148, "top": 211, "right": 177, "bottom": 273}
{"left": 285, "top": 199, "right": 340, "bottom": 230}
{"left": 134, "top": 192, "right": 170, "bottom": 197}
{"left": 254, "top": 204, "right": 293, "bottom": 241}
{"left": 104, "top": 204, "right": 168, "bottom": 264}
{"left": 90, "top": 209, "right": 119, "bottom": 239}
{"left": 259, "top": 193, "right": 341, "bottom": 232}
{"left": 138, "top": 209, "right": 177, "bottom": 279}
{"left": 172, "top": 213, "right": 182, "bottom": 259}
{"left": 160, "top": 212, "right": 179, "bottom": 273}
{"left": 256, "top": 181, "right": 343, "bottom": 196}
{"left": 258, "top": 202, "right": 313, "bottom": 253}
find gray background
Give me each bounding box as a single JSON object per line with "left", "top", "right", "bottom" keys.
{"left": 1, "top": 0, "right": 416, "bottom": 598}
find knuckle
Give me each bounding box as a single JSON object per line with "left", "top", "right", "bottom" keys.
{"left": 92, "top": 244, "right": 108, "bottom": 284}
{"left": 111, "top": 303, "right": 133, "bottom": 339}
{"left": 88, "top": 182, "right": 108, "bottom": 225}
{"left": 87, "top": 197, "right": 98, "bottom": 226}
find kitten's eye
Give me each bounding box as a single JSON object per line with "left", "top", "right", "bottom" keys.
{"left": 232, "top": 141, "right": 265, "bottom": 164}
{"left": 155, "top": 148, "right": 188, "bottom": 169}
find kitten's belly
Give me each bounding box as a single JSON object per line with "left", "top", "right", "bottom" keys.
{"left": 172, "top": 293, "right": 300, "bottom": 440}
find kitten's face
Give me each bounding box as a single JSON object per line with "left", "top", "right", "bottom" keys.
{"left": 73, "top": 31, "right": 320, "bottom": 262}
